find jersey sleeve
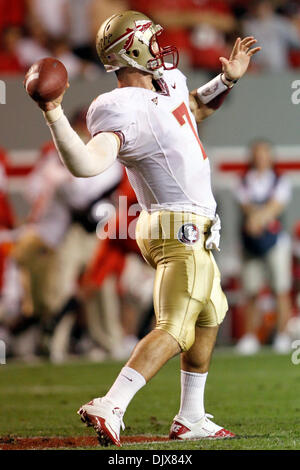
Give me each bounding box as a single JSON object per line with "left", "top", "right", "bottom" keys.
{"left": 86, "top": 98, "right": 138, "bottom": 154}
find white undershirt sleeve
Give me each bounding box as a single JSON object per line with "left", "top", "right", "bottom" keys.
{"left": 43, "top": 105, "right": 120, "bottom": 177}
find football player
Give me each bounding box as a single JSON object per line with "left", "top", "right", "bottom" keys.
{"left": 26, "top": 11, "right": 260, "bottom": 445}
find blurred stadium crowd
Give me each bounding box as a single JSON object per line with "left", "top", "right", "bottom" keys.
{"left": 0, "top": 0, "right": 300, "bottom": 362}
{"left": 2, "top": 0, "right": 300, "bottom": 76}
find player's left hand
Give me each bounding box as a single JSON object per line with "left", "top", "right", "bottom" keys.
{"left": 219, "top": 37, "right": 261, "bottom": 81}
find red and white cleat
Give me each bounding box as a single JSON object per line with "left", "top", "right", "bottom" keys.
{"left": 77, "top": 398, "right": 125, "bottom": 447}
{"left": 169, "top": 413, "right": 235, "bottom": 440}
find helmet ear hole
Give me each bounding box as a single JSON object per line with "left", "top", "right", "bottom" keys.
{"left": 133, "top": 49, "right": 140, "bottom": 58}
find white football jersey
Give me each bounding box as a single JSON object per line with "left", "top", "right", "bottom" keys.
{"left": 87, "top": 68, "right": 217, "bottom": 219}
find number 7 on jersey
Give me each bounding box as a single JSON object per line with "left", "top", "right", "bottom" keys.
{"left": 172, "top": 102, "right": 207, "bottom": 160}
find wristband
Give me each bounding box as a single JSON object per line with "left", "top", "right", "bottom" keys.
{"left": 197, "top": 73, "right": 236, "bottom": 105}
{"left": 43, "top": 105, "right": 63, "bottom": 124}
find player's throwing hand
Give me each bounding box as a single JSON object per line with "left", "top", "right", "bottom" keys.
{"left": 24, "top": 57, "right": 69, "bottom": 112}
{"left": 219, "top": 37, "right": 261, "bottom": 82}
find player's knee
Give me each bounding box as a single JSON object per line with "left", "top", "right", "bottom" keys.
{"left": 181, "top": 353, "right": 207, "bottom": 370}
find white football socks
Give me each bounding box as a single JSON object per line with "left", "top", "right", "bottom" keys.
{"left": 178, "top": 370, "right": 208, "bottom": 423}
{"left": 104, "top": 366, "right": 146, "bottom": 412}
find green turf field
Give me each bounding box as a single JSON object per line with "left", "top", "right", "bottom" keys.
{"left": 1, "top": 350, "right": 299, "bottom": 450}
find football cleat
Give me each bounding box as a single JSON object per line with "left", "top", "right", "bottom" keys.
{"left": 77, "top": 397, "right": 125, "bottom": 447}
{"left": 169, "top": 413, "right": 235, "bottom": 440}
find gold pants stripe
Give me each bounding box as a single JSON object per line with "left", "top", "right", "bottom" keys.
{"left": 136, "top": 210, "right": 228, "bottom": 351}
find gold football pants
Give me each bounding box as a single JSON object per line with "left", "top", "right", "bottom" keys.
{"left": 136, "top": 210, "right": 228, "bottom": 351}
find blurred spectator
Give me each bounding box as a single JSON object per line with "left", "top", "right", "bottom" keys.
{"left": 188, "top": 0, "right": 236, "bottom": 71}
{"left": 235, "top": 140, "right": 293, "bottom": 354}
{"left": 130, "top": 0, "right": 236, "bottom": 71}
{"left": 0, "top": 148, "right": 21, "bottom": 353}
{"left": 0, "top": 0, "right": 105, "bottom": 75}
{"left": 49, "top": 36, "right": 101, "bottom": 79}
{"left": 3, "top": 0, "right": 300, "bottom": 75}
{"left": 65, "top": 0, "right": 96, "bottom": 63}
{"left": 0, "top": 0, "right": 26, "bottom": 35}
{"left": 243, "top": 0, "right": 300, "bottom": 71}
{"left": 0, "top": 26, "right": 23, "bottom": 74}
{"left": 90, "top": 0, "right": 129, "bottom": 38}
{"left": 81, "top": 170, "right": 154, "bottom": 359}
{"left": 291, "top": 221, "right": 300, "bottom": 313}
{"left": 15, "top": 22, "right": 51, "bottom": 70}
{"left": 282, "top": 1, "right": 300, "bottom": 67}
{"left": 0, "top": 148, "right": 15, "bottom": 231}
{"left": 0, "top": 149, "right": 15, "bottom": 299}
{"left": 26, "top": 0, "right": 68, "bottom": 39}
{"left": 231, "top": 0, "right": 256, "bottom": 19}
{"left": 11, "top": 108, "right": 123, "bottom": 361}
{"left": 129, "top": 0, "right": 191, "bottom": 64}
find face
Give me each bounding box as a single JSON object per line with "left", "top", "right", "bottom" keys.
{"left": 250, "top": 141, "right": 273, "bottom": 171}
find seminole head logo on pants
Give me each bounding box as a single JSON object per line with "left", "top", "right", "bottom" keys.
{"left": 177, "top": 223, "right": 200, "bottom": 245}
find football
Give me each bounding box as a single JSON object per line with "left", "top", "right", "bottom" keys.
{"left": 24, "top": 57, "right": 68, "bottom": 103}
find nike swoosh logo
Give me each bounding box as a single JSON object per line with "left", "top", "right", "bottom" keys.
{"left": 121, "top": 375, "right": 133, "bottom": 382}
{"left": 171, "top": 83, "right": 176, "bottom": 89}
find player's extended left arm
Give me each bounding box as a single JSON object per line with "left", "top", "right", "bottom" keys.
{"left": 189, "top": 37, "right": 261, "bottom": 123}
